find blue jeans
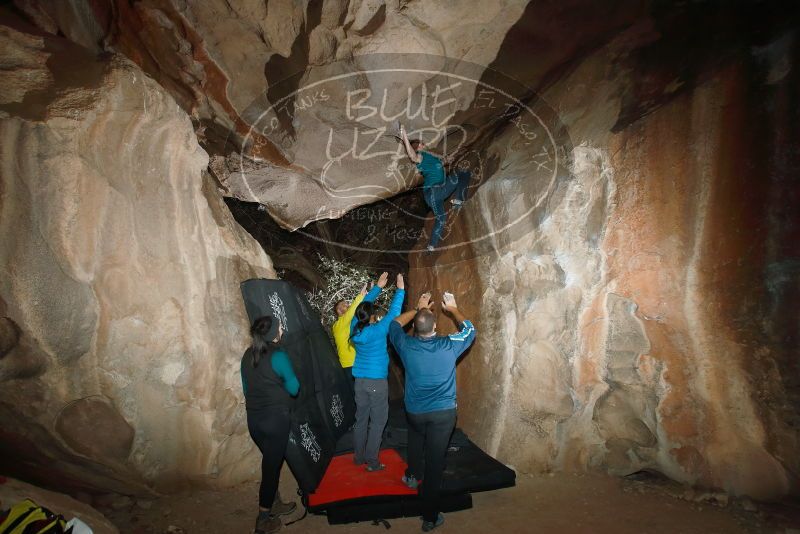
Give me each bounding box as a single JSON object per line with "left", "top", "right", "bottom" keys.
{"left": 423, "top": 170, "right": 471, "bottom": 248}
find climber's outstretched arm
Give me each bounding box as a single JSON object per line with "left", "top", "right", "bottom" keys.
{"left": 399, "top": 124, "right": 422, "bottom": 164}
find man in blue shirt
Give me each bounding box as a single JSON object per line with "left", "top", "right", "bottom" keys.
{"left": 399, "top": 124, "right": 472, "bottom": 253}
{"left": 388, "top": 291, "right": 476, "bottom": 532}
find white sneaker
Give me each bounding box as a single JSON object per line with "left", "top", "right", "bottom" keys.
{"left": 450, "top": 198, "right": 463, "bottom": 206}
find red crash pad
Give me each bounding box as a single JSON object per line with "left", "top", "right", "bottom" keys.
{"left": 308, "top": 449, "right": 417, "bottom": 507}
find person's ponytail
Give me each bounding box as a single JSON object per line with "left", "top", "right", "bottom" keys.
{"left": 250, "top": 316, "right": 279, "bottom": 367}
{"left": 351, "top": 301, "right": 374, "bottom": 339}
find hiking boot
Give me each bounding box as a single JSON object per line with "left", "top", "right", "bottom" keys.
{"left": 365, "top": 463, "right": 386, "bottom": 472}
{"left": 402, "top": 475, "right": 419, "bottom": 489}
{"left": 271, "top": 491, "right": 296, "bottom": 517}
{"left": 421, "top": 513, "right": 445, "bottom": 532}
{"left": 254, "top": 511, "right": 281, "bottom": 534}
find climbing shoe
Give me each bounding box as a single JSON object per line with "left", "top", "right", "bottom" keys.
{"left": 402, "top": 475, "right": 419, "bottom": 489}
{"left": 366, "top": 463, "right": 386, "bottom": 472}
{"left": 271, "top": 491, "right": 296, "bottom": 517}
{"left": 421, "top": 512, "right": 445, "bottom": 532}
{"left": 254, "top": 510, "right": 281, "bottom": 533}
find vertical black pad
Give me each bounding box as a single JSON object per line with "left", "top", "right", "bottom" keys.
{"left": 240, "top": 278, "right": 356, "bottom": 492}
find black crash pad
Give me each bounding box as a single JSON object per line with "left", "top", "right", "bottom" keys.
{"left": 308, "top": 402, "right": 515, "bottom": 524}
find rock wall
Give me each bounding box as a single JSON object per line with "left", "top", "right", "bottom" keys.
{"left": 2, "top": 0, "right": 798, "bottom": 503}
{"left": 409, "top": 26, "right": 799, "bottom": 500}
{"left": 13, "top": 0, "right": 530, "bottom": 229}
{"left": 0, "top": 19, "right": 274, "bottom": 493}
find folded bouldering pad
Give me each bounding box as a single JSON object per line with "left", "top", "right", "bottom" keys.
{"left": 307, "top": 448, "right": 474, "bottom": 524}
{"left": 308, "top": 449, "right": 416, "bottom": 508}
{"left": 307, "top": 406, "right": 515, "bottom": 524}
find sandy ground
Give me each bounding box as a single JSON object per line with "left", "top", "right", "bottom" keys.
{"left": 101, "top": 467, "right": 800, "bottom": 534}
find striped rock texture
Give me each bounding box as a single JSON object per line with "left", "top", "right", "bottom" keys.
{"left": 0, "top": 21, "right": 274, "bottom": 493}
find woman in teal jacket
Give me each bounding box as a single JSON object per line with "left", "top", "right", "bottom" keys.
{"left": 349, "top": 273, "right": 406, "bottom": 471}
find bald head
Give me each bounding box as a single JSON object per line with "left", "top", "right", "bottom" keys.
{"left": 414, "top": 309, "right": 436, "bottom": 336}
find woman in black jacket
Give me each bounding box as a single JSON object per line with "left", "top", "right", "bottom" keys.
{"left": 241, "top": 316, "right": 300, "bottom": 534}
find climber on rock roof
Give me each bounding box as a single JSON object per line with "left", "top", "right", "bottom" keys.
{"left": 399, "top": 124, "right": 472, "bottom": 254}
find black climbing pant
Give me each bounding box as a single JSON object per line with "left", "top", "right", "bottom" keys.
{"left": 405, "top": 408, "right": 457, "bottom": 523}
{"left": 247, "top": 404, "right": 292, "bottom": 509}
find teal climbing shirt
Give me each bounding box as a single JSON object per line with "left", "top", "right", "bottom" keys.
{"left": 416, "top": 151, "right": 446, "bottom": 187}
{"left": 241, "top": 349, "right": 299, "bottom": 397}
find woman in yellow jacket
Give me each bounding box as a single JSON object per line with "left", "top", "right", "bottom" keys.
{"left": 331, "top": 274, "right": 387, "bottom": 383}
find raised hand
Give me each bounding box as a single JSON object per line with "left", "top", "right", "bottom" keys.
{"left": 417, "top": 292, "right": 432, "bottom": 310}
{"left": 377, "top": 272, "right": 389, "bottom": 288}
{"left": 442, "top": 291, "right": 457, "bottom": 311}
{"left": 396, "top": 273, "right": 405, "bottom": 290}
{"left": 360, "top": 283, "right": 368, "bottom": 296}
